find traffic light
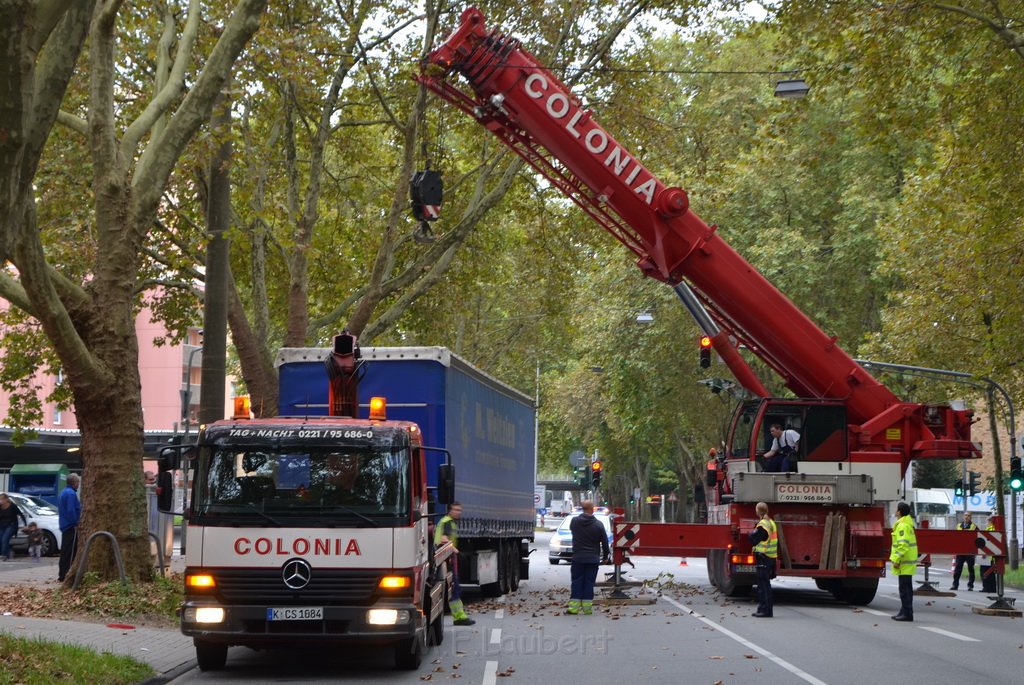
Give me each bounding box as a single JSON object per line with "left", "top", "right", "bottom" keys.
{"left": 575, "top": 466, "right": 590, "bottom": 487}
{"left": 591, "top": 460, "right": 602, "bottom": 488}
{"left": 699, "top": 335, "right": 712, "bottom": 369}
{"left": 967, "top": 471, "right": 981, "bottom": 497}
{"left": 953, "top": 479, "right": 964, "bottom": 498}
{"left": 1009, "top": 456, "right": 1023, "bottom": 491}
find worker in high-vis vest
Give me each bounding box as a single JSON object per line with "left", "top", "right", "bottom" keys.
{"left": 434, "top": 501, "right": 475, "bottom": 626}
{"left": 748, "top": 501, "right": 777, "bottom": 618}
{"left": 951, "top": 511, "right": 979, "bottom": 591}
{"left": 889, "top": 501, "right": 918, "bottom": 622}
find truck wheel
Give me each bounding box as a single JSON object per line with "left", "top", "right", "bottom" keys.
{"left": 831, "top": 578, "right": 878, "bottom": 606}
{"left": 706, "top": 551, "right": 721, "bottom": 589}
{"left": 427, "top": 585, "right": 445, "bottom": 646}
{"left": 714, "top": 552, "right": 752, "bottom": 598}
{"left": 395, "top": 631, "right": 425, "bottom": 670}
{"left": 195, "top": 640, "right": 228, "bottom": 671}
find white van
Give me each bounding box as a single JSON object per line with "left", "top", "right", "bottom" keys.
{"left": 905, "top": 488, "right": 955, "bottom": 529}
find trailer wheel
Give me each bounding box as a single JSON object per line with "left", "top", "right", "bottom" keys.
{"left": 497, "top": 540, "right": 509, "bottom": 593}
{"left": 831, "top": 578, "right": 878, "bottom": 606}
{"left": 195, "top": 640, "right": 228, "bottom": 671}
{"left": 508, "top": 543, "right": 521, "bottom": 592}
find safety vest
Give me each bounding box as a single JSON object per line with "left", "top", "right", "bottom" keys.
{"left": 956, "top": 521, "right": 978, "bottom": 532}
{"left": 754, "top": 517, "right": 778, "bottom": 559}
{"left": 890, "top": 514, "right": 918, "bottom": 575}
{"left": 434, "top": 514, "right": 458, "bottom": 548}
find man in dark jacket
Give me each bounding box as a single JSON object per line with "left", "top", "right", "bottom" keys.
{"left": 567, "top": 501, "right": 610, "bottom": 615}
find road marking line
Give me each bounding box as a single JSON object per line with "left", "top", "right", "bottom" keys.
{"left": 861, "top": 608, "right": 890, "bottom": 617}
{"left": 662, "top": 595, "right": 828, "bottom": 685}
{"left": 482, "top": 659, "right": 499, "bottom": 685}
{"left": 490, "top": 628, "right": 502, "bottom": 644}
{"left": 919, "top": 627, "right": 980, "bottom": 642}
{"left": 494, "top": 608, "right": 504, "bottom": 619}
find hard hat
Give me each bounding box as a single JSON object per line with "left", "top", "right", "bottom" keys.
{"left": 708, "top": 448, "right": 717, "bottom": 457}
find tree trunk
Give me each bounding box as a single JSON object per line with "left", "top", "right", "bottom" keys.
{"left": 67, "top": 320, "right": 151, "bottom": 582}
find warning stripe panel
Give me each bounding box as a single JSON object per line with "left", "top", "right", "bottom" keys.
{"left": 613, "top": 523, "right": 641, "bottom": 550}
{"left": 916, "top": 529, "right": 1007, "bottom": 557}
{"left": 977, "top": 531, "right": 1005, "bottom": 557}
{"left": 612, "top": 522, "right": 735, "bottom": 556}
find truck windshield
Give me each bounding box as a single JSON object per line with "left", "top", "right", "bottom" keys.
{"left": 192, "top": 445, "right": 410, "bottom": 523}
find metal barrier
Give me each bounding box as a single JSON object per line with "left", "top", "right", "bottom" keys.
{"left": 69, "top": 531, "right": 167, "bottom": 590}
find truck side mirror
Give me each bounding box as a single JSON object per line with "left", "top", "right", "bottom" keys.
{"left": 156, "top": 471, "right": 174, "bottom": 513}
{"left": 438, "top": 464, "right": 455, "bottom": 504}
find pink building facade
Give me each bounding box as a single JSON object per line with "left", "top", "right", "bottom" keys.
{"left": 0, "top": 304, "right": 234, "bottom": 435}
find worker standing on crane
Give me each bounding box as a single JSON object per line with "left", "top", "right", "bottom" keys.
{"left": 748, "top": 501, "right": 777, "bottom": 618}
{"left": 890, "top": 502, "right": 918, "bottom": 622}
{"left": 763, "top": 424, "right": 800, "bottom": 472}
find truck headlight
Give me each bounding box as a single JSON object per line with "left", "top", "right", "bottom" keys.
{"left": 550, "top": 539, "right": 562, "bottom": 550}
{"left": 367, "top": 609, "right": 411, "bottom": 625}
{"left": 184, "top": 606, "right": 226, "bottom": 624}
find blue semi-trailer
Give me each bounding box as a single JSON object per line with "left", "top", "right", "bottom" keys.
{"left": 277, "top": 345, "right": 536, "bottom": 596}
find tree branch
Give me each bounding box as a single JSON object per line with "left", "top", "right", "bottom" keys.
{"left": 25, "top": 0, "right": 95, "bottom": 181}
{"left": 29, "top": 0, "right": 77, "bottom": 53}
{"left": 55, "top": 109, "right": 88, "bottom": 134}
{"left": 122, "top": 0, "right": 202, "bottom": 167}
{"left": 132, "top": 0, "right": 268, "bottom": 221}
{"left": 933, "top": 2, "right": 1024, "bottom": 60}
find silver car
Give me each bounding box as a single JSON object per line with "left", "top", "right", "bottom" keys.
{"left": 8, "top": 492, "right": 63, "bottom": 557}
{"left": 548, "top": 512, "right": 613, "bottom": 564}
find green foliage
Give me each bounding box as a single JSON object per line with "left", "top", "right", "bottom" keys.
{"left": 913, "top": 459, "right": 960, "bottom": 490}
{"left": 770, "top": 1, "right": 1024, "bottom": 404}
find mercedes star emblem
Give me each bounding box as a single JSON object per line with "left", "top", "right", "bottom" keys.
{"left": 282, "top": 558, "right": 312, "bottom": 590}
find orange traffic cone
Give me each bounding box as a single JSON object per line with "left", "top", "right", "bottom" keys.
{"left": 679, "top": 558, "right": 688, "bottom": 566}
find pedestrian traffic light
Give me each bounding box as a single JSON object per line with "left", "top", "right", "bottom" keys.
{"left": 699, "top": 335, "right": 712, "bottom": 369}
{"left": 575, "top": 466, "right": 590, "bottom": 487}
{"left": 591, "top": 460, "right": 602, "bottom": 487}
{"left": 968, "top": 471, "right": 981, "bottom": 497}
{"left": 1009, "top": 456, "right": 1023, "bottom": 491}
{"left": 953, "top": 479, "right": 964, "bottom": 497}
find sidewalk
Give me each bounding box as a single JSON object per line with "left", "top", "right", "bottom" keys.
{"left": 0, "top": 555, "right": 195, "bottom": 683}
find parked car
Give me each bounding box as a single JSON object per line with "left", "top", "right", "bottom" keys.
{"left": 548, "top": 511, "right": 614, "bottom": 564}
{"left": 8, "top": 492, "right": 62, "bottom": 557}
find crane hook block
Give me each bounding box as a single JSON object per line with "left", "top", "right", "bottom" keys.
{"left": 410, "top": 169, "right": 443, "bottom": 222}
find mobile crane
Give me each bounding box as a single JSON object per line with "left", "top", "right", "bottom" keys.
{"left": 416, "top": 7, "right": 1009, "bottom": 604}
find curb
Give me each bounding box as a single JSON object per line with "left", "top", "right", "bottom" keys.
{"left": 140, "top": 659, "right": 196, "bottom": 685}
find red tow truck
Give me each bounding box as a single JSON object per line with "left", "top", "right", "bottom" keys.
{"left": 416, "top": 7, "right": 1008, "bottom": 605}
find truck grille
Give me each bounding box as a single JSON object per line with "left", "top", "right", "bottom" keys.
{"left": 212, "top": 568, "right": 386, "bottom": 605}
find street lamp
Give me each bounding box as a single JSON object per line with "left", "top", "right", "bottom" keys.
{"left": 774, "top": 77, "right": 809, "bottom": 99}
{"left": 181, "top": 332, "right": 203, "bottom": 440}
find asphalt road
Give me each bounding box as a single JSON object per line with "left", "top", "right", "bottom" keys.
{"left": 160, "top": 529, "right": 1023, "bottom": 684}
